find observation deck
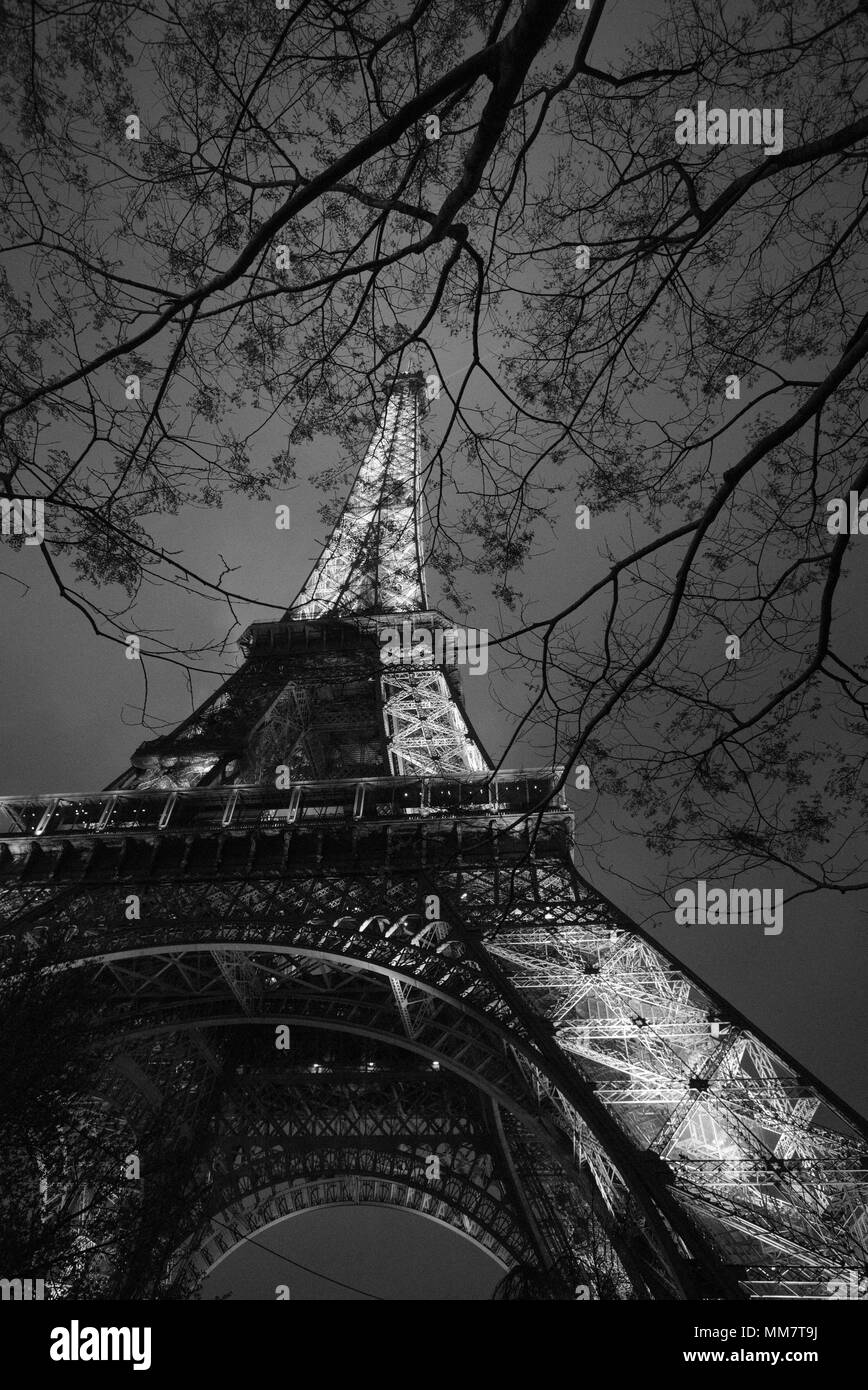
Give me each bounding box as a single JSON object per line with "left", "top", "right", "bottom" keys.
{"left": 0, "top": 770, "right": 571, "bottom": 886}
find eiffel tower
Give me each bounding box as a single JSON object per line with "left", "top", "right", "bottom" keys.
{"left": 1, "top": 369, "right": 866, "bottom": 1301}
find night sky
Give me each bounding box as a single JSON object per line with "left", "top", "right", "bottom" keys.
{"left": 200, "top": 1208, "right": 502, "bottom": 1301}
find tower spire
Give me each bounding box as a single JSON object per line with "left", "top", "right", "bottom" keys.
{"left": 288, "top": 370, "right": 429, "bottom": 620}
{"left": 105, "top": 365, "right": 487, "bottom": 788}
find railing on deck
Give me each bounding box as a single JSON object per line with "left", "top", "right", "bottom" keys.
{"left": 0, "top": 769, "right": 567, "bottom": 840}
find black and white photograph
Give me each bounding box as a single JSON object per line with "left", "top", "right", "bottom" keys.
{"left": 0, "top": 0, "right": 866, "bottom": 1365}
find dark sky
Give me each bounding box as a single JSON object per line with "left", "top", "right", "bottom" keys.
{"left": 200, "top": 1207, "right": 502, "bottom": 1301}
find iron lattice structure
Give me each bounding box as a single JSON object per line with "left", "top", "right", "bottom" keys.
{"left": 1, "top": 370, "right": 867, "bottom": 1300}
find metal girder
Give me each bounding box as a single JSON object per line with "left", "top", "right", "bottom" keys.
{"left": 5, "top": 848, "right": 868, "bottom": 1296}
{"left": 381, "top": 670, "right": 488, "bottom": 775}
